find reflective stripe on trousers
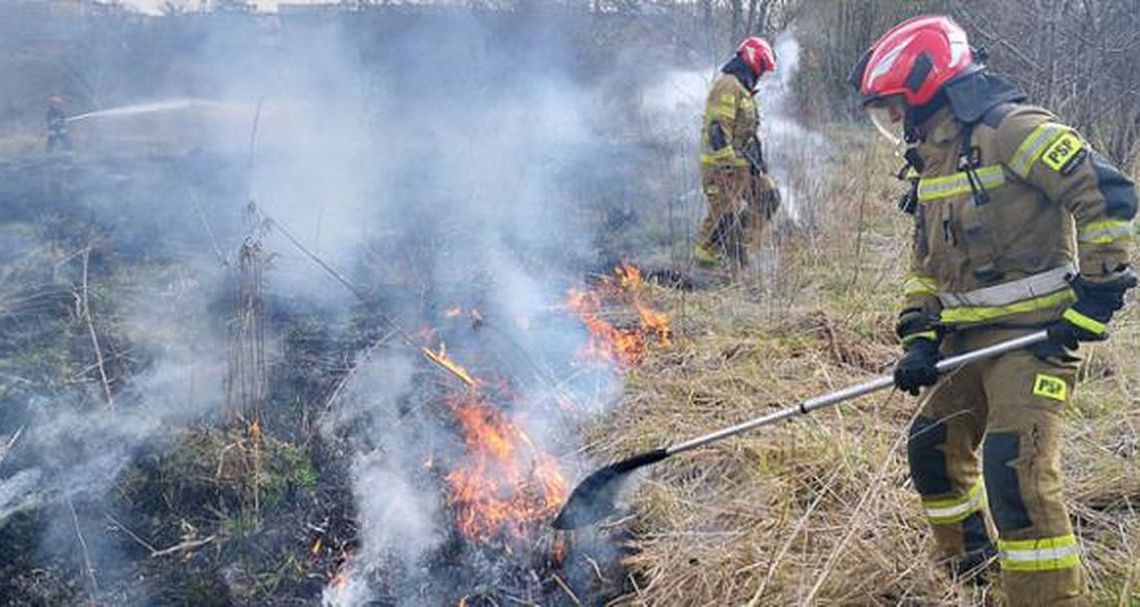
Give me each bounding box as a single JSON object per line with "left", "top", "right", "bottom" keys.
{"left": 923, "top": 478, "right": 987, "bottom": 525}
{"left": 998, "top": 534, "right": 1081, "bottom": 572}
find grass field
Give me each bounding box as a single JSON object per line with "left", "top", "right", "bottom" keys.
{"left": 591, "top": 133, "right": 1140, "bottom": 606}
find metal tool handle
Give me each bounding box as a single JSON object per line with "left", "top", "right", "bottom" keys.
{"left": 666, "top": 330, "right": 1048, "bottom": 456}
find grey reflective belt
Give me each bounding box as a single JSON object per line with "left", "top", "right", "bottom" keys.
{"left": 938, "top": 263, "right": 1078, "bottom": 309}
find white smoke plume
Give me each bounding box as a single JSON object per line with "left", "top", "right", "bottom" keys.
{"left": 0, "top": 6, "right": 795, "bottom": 604}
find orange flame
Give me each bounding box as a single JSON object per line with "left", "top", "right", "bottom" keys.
{"left": 566, "top": 289, "right": 647, "bottom": 367}
{"left": 616, "top": 262, "right": 642, "bottom": 290}
{"left": 444, "top": 304, "right": 485, "bottom": 329}
{"left": 552, "top": 533, "right": 568, "bottom": 567}
{"left": 329, "top": 549, "right": 353, "bottom": 589}
{"left": 570, "top": 262, "right": 672, "bottom": 363}
{"left": 445, "top": 394, "right": 568, "bottom": 541}
{"left": 421, "top": 343, "right": 479, "bottom": 388}
{"left": 635, "top": 300, "right": 672, "bottom": 347}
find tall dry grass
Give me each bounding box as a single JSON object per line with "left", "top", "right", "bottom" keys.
{"left": 588, "top": 131, "right": 1140, "bottom": 605}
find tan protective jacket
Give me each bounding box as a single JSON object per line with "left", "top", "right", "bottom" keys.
{"left": 699, "top": 73, "right": 758, "bottom": 169}
{"left": 903, "top": 104, "right": 1137, "bottom": 329}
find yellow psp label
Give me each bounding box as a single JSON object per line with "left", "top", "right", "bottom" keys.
{"left": 1041, "top": 132, "right": 1083, "bottom": 172}
{"left": 1033, "top": 373, "right": 1068, "bottom": 402}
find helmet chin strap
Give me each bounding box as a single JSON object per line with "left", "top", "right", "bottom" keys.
{"left": 904, "top": 91, "right": 949, "bottom": 139}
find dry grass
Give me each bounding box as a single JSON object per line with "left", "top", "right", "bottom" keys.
{"left": 589, "top": 132, "right": 1140, "bottom": 606}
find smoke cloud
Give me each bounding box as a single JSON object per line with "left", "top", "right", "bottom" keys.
{"left": 0, "top": 6, "right": 805, "bottom": 605}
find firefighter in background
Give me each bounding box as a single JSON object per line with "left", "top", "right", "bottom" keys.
{"left": 46, "top": 96, "right": 72, "bottom": 153}
{"left": 694, "top": 37, "right": 781, "bottom": 268}
{"left": 850, "top": 16, "right": 1135, "bottom": 605}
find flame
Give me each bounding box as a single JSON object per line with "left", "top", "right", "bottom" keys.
{"left": 552, "top": 533, "right": 567, "bottom": 567}
{"left": 445, "top": 394, "right": 567, "bottom": 541}
{"left": 566, "top": 289, "right": 647, "bottom": 367}
{"left": 444, "top": 304, "right": 484, "bottom": 329}
{"left": 635, "top": 300, "right": 672, "bottom": 347}
{"left": 616, "top": 262, "right": 642, "bottom": 290}
{"left": 329, "top": 550, "right": 353, "bottom": 590}
{"left": 421, "top": 343, "right": 479, "bottom": 388}
{"left": 566, "top": 263, "right": 672, "bottom": 366}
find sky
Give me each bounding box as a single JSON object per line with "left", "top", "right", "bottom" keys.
{"left": 123, "top": 0, "right": 319, "bottom": 13}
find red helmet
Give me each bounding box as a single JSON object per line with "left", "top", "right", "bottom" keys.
{"left": 855, "top": 15, "right": 973, "bottom": 107}
{"left": 737, "top": 37, "right": 776, "bottom": 77}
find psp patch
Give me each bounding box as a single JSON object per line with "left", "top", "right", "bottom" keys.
{"left": 1032, "top": 373, "right": 1068, "bottom": 402}
{"left": 1041, "top": 131, "right": 1086, "bottom": 174}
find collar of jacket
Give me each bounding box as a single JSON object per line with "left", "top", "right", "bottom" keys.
{"left": 917, "top": 106, "right": 960, "bottom": 145}
{"left": 721, "top": 55, "right": 758, "bottom": 93}
{"left": 943, "top": 69, "right": 1027, "bottom": 124}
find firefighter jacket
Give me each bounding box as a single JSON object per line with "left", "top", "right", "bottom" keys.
{"left": 47, "top": 107, "right": 67, "bottom": 135}
{"left": 902, "top": 104, "right": 1137, "bottom": 334}
{"left": 700, "top": 73, "right": 758, "bottom": 170}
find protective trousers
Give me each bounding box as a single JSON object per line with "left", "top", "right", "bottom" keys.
{"left": 697, "top": 166, "right": 766, "bottom": 263}
{"left": 906, "top": 331, "right": 1088, "bottom": 606}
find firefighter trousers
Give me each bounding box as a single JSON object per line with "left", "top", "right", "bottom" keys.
{"left": 697, "top": 166, "right": 767, "bottom": 263}
{"left": 906, "top": 330, "right": 1089, "bottom": 606}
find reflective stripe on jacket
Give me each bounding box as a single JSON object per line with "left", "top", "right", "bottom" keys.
{"left": 700, "top": 74, "right": 758, "bottom": 169}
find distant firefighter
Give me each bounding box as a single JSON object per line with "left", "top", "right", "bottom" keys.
{"left": 694, "top": 37, "right": 781, "bottom": 269}
{"left": 46, "top": 96, "right": 72, "bottom": 153}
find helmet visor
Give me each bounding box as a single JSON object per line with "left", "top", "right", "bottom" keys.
{"left": 866, "top": 96, "right": 906, "bottom": 147}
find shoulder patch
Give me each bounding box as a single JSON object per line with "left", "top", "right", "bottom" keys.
{"left": 1041, "top": 131, "right": 1085, "bottom": 173}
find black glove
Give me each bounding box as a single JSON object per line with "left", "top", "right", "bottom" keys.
{"left": 894, "top": 338, "right": 941, "bottom": 396}
{"left": 894, "top": 308, "right": 941, "bottom": 396}
{"left": 1046, "top": 270, "right": 1137, "bottom": 349}
{"left": 753, "top": 174, "right": 781, "bottom": 220}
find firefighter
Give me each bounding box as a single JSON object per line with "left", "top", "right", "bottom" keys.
{"left": 850, "top": 15, "right": 1136, "bottom": 605}
{"left": 46, "top": 96, "right": 72, "bottom": 153}
{"left": 695, "top": 37, "right": 781, "bottom": 268}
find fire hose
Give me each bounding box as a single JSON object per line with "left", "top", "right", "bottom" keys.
{"left": 552, "top": 330, "right": 1049, "bottom": 530}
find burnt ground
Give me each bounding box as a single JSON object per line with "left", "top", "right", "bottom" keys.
{"left": 0, "top": 152, "right": 644, "bottom": 606}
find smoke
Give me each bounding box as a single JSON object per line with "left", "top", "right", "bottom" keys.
{"left": 0, "top": 6, "right": 812, "bottom": 605}
{"left": 0, "top": 253, "right": 231, "bottom": 522}
{"left": 5, "top": 6, "right": 632, "bottom": 602}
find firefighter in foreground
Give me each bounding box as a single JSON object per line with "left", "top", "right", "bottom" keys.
{"left": 694, "top": 37, "right": 781, "bottom": 268}
{"left": 850, "top": 15, "right": 1136, "bottom": 605}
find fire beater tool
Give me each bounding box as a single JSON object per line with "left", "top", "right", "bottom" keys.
{"left": 552, "top": 330, "right": 1048, "bottom": 530}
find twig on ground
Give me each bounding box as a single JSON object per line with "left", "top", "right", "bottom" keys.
{"left": 104, "top": 512, "right": 157, "bottom": 554}
{"left": 67, "top": 497, "right": 100, "bottom": 599}
{"left": 150, "top": 535, "right": 217, "bottom": 558}
{"left": 80, "top": 248, "right": 114, "bottom": 410}
{"left": 551, "top": 573, "right": 583, "bottom": 607}
{"left": 0, "top": 425, "right": 24, "bottom": 471}
{"left": 323, "top": 329, "right": 398, "bottom": 412}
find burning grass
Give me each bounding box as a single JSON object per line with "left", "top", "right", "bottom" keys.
{"left": 445, "top": 391, "right": 568, "bottom": 541}
{"left": 584, "top": 134, "right": 1140, "bottom": 605}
